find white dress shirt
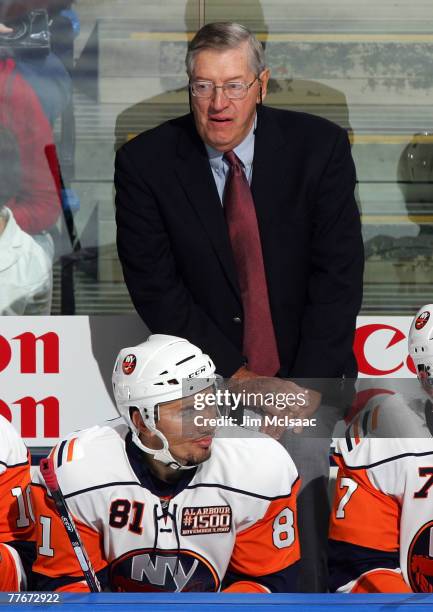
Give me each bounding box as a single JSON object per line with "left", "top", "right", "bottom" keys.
{"left": 205, "top": 116, "right": 256, "bottom": 203}
{"left": 0, "top": 207, "right": 52, "bottom": 315}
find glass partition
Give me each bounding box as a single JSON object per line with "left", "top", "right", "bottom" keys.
{"left": 1, "top": 0, "right": 432, "bottom": 315}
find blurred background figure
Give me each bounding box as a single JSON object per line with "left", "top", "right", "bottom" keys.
{"left": 0, "top": 2, "right": 72, "bottom": 123}
{"left": 364, "top": 132, "right": 433, "bottom": 305}
{"left": 2, "top": 1, "right": 77, "bottom": 188}
{"left": 0, "top": 0, "right": 79, "bottom": 251}
{"left": 0, "top": 48, "right": 61, "bottom": 259}
{"left": 0, "top": 125, "right": 52, "bottom": 315}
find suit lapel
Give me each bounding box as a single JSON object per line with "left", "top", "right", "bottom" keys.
{"left": 251, "top": 105, "right": 290, "bottom": 225}
{"left": 174, "top": 117, "right": 241, "bottom": 301}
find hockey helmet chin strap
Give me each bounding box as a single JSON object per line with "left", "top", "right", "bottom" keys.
{"left": 130, "top": 420, "right": 197, "bottom": 471}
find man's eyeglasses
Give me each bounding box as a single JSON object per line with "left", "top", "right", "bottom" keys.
{"left": 190, "top": 77, "right": 259, "bottom": 100}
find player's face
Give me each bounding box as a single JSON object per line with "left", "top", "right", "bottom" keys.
{"left": 190, "top": 43, "right": 269, "bottom": 152}
{"left": 155, "top": 387, "right": 217, "bottom": 466}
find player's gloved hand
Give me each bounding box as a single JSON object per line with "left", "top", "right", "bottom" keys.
{"left": 222, "top": 580, "right": 269, "bottom": 593}
{"left": 0, "top": 543, "right": 19, "bottom": 591}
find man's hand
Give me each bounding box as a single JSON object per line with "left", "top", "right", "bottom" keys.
{"left": 230, "top": 365, "right": 261, "bottom": 381}
{"left": 229, "top": 369, "right": 321, "bottom": 438}
{"left": 255, "top": 379, "right": 321, "bottom": 437}
{"left": 0, "top": 23, "right": 14, "bottom": 34}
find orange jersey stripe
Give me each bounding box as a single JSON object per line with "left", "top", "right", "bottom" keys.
{"left": 67, "top": 438, "right": 77, "bottom": 463}
{"left": 229, "top": 479, "right": 301, "bottom": 577}
{"left": 329, "top": 456, "right": 399, "bottom": 552}
{"left": 48, "top": 445, "right": 58, "bottom": 466}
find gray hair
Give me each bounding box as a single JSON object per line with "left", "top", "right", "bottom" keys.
{"left": 186, "top": 22, "right": 266, "bottom": 78}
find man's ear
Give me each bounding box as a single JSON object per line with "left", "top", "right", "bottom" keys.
{"left": 131, "top": 408, "right": 145, "bottom": 432}
{"left": 131, "top": 408, "right": 159, "bottom": 445}
{"left": 258, "top": 68, "right": 270, "bottom": 102}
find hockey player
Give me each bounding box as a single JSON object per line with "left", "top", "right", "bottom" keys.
{"left": 32, "top": 334, "right": 301, "bottom": 592}
{"left": 328, "top": 304, "right": 433, "bottom": 593}
{"left": 0, "top": 415, "right": 34, "bottom": 591}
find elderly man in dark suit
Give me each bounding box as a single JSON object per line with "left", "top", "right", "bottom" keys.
{"left": 115, "top": 22, "right": 364, "bottom": 591}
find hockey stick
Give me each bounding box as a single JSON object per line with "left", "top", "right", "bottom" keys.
{"left": 40, "top": 457, "right": 101, "bottom": 592}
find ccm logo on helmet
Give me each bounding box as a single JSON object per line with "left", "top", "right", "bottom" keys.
{"left": 187, "top": 366, "right": 207, "bottom": 379}
{"left": 416, "top": 311, "right": 430, "bottom": 330}
{"left": 122, "top": 354, "right": 137, "bottom": 375}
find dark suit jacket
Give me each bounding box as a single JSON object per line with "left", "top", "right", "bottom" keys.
{"left": 115, "top": 104, "right": 364, "bottom": 382}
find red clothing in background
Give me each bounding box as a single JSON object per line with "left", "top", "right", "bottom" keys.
{"left": 0, "top": 58, "right": 61, "bottom": 234}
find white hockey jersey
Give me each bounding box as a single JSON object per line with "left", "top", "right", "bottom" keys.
{"left": 329, "top": 391, "right": 433, "bottom": 593}
{"left": 0, "top": 415, "right": 34, "bottom": 590}
{"left": 32, "top": 419, "right": 300, "bottom": 592}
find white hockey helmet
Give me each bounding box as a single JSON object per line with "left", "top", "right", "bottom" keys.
{"left": 408, "top": 304, "right": 433, "bottom": 391}
{"left": 112, "top": 334, "right": 216, "bottom": 469}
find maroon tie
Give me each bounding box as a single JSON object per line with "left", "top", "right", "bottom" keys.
{"left": 223, "top": 150, "right": 280, "bottom": 376}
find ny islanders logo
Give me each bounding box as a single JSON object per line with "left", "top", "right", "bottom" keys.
{"left": 109, "top": 548, "right": 220, "bottom": 592}
{"left": 408, "top": 520, "right": 433, "bottom": 592}
{"left": 122, "top": 354, "right": 137, "bottom": 375}
{"left": 415, "top": 312, "right": 430, "bottom": 330}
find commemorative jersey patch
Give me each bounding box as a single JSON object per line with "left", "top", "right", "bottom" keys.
{"left": 181, "top": 506, "right": 232, "bottom": 536}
